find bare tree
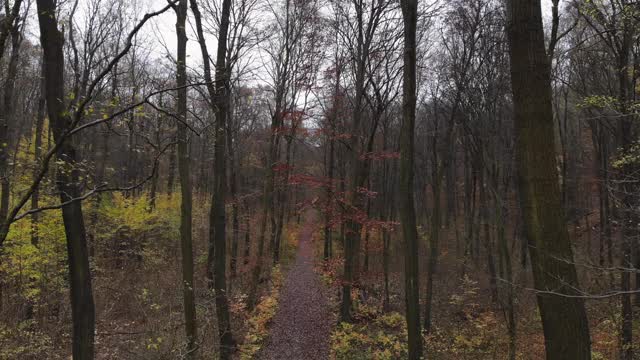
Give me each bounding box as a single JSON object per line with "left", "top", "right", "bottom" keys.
{"left": 190, "top": 0, "right": 236, "bottom": 357}
{"left": 399, "top": 1, "right": 422, "bottom": 358}
{"left": 173, "top": 0, "right": 197, "bottom": 357}
{"left": 35, "top": 0, "right": 96, "bottom": 357}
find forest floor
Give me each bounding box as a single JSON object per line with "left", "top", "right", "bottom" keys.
{"left": 257, "top": 220, "right": 332, "bottom": 360}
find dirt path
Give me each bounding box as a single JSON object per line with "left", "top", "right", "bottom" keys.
{"left": 258, "top": 221, "right": 332, "bottom": 360}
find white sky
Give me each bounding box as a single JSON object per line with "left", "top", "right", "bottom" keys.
{"left": 148, "top": 0, "right": 557, "bottom": 70}
{"left": 149, "top": 1, "right": 207, "bottom": 65}
{"left": 20, "top": 0, "right": 559, "bottom": 88}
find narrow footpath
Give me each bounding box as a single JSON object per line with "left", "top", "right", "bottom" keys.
{"left": 258, "top": 221, "right": 332, "bottom": 360}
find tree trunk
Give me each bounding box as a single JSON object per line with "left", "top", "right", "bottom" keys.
{"left": 31, "top": 59, "right": 46, "bottom": 247}
{"left": 243, "top": 199, "right": 251, "bottom": 266}
{"left": 363, "top": 193, "right": 371, "bottom": 273}
{"left": 480, "top": 172, "right": 498, "bottom": 303}
{"left": 186, "top": 0, "right": 237, "bottom": 356}
{"left": 324, "top": 131, "right": 334, "bottom": 261}
{"left": 399, "top": 0, "right": 422, "bottom": 358}
{"left": 167, "top": 141, "right": 177, "bottom": 198}
{"left": 248, "top": 116, "right": 278, "bottom": 310}
{"left": 507, "top": 1, "right": 591, "bottom": 358}
{"left": 148, "top": 118, "right": 160, "bottom": 211}
{"left": 423, "top": 177, "right": 440, "bottom": 333}
{"left": 497, "top": 194, "right": 517, "bottom": 360}
{"left": 381, "top": 124, "right": 392, "bottom": 312}
{"left": 614, "top": 13, "right": 635, "bottom": 360}
{"left": 175, "top": 1, "right": 197, "bottom": 357}
{"left": 273, "top": 133, "right": 294, "bottom": 265}
{"left": 227, "top": 95, "right": 240, "bottom": 284}
{"left": 191, "top": 0, "right": 237, "bottom": 356}
{"left": 340, "top": 0, "right": 375, "bottom": 322}
{"left": 36, "top": 1, "right": 95, "bottom": 358}
{"left": 0, "top": 8, "right": 22, "bottom": 226}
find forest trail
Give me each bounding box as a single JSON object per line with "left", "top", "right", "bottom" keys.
{"left": 257, "top": 220, "right": 332, "bottom": 360}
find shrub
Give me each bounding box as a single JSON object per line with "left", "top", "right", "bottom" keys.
{"left": 239, "top": 266, "right": 284, "bottom": 360}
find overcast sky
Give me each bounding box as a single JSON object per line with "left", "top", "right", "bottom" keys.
{"left": 21, "top": 0, "right": 559, "bottom": 88}
{"left": 147, "top": 0, "right": 557, "bottom": 70}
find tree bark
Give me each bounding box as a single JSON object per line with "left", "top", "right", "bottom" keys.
{"left": 175, "top": 1, "right": 197, "bottom": 357}
{"left": 399, "top": 0, "right": 422, "bottom": 358}
{"left": 507, "top": 1, "right": 591, "bottom": 358}
{"left": 36, "top": 1, "right": 95, "bottom": 358}
{"left": 167, "top": 141, "right": 177, "bottom": 197}
{"left": 31, "top": 59, "right": 46, "bottom": 247}
{"left": 212, "top": 0, "right": 235, "bottom": 353}
{"left": 0, "top": 2, "right": 23, "bottom": 226}
{"left": 324, "top": 130, "right": 334, "bottom": 261}
{"left": 613, "top": 8, "right": 635, "bottom": 358}
{"left": 227, "top": 105, "right": 240, "bottom": 283}
{"left": 243, "top": 199, "right": 251, "bottom": 266}
{"left": 190, "top": 0, "right": 236, "bottom": 356}
{"left": 340, "top": 0, "right": 379, "bottom": 321}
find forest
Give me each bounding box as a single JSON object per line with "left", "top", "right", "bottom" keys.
{"left": 0, "top": 0, "right": 637, "bottom": 359}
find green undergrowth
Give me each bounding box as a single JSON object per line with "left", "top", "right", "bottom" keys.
{"left": 0, "top": 320, "right": 57, "bottom": 359}
{"left": 238, "top": 265, "right": 284, "bottom": 359}
{"left": 324, "top": 268, "right": 512, "bottom": 359}
{"left": 237, "top": 224, "right": 301, "bottom": 358}
{"left": 331, "top": 303, "right": 408, "bottom": 360}
{"left": 280, "top": 223, "right": 300, "bottom": 266}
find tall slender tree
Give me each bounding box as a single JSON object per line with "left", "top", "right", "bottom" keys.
{"left": 35, "top": 0, "right": 95, "bottom": 358}
{"left": 0, "top": 0, "right": 23, "bottom": 226}
{"left": 335, "top": 0, "right": 391, "bottom": 322}
{"left": 174, "top": 0, "right": 197, "bottom": 357}
{"left": 399, "top": 0, "right": 422, "bottom": 358}
{"left": 212, "top": 0, "right": 235, "bottom": 355}
{"left": 189, "top": 0, "right": 235, "bottom": 357}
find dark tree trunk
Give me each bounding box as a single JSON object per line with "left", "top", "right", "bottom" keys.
{"left": 507, "top": 1, "right": 591, "bottom": 358}
{"left": 0, "top": 6, "right": 22, "bottom": 226}
{"left": 463, "top": 149, "right": 475, "bottom": 261}
{"left": 175, "top": 1, "right": 197, "bottom": 357}
{"left": 190, "top": 0, "right": 236, "bottom": 357}
{"left": 248, "top": 118, "right": 278, "bottom": 309}
{"left": 273, "top": 132, "right": 294, "bottom": 265}
{"left": 423, "top": 84, "right": 456, "bottom": 333}
{"left": 243, "top": 199, "right": 251, "bottom": 266}
{"left": 614, "top": 12, "right": 635, "bottom": 359}
{"left": 480, "top": 172, "right": 498, "bottom": 303}
{"left": 247, "top": 71, "right": 285, "bottom": 310}
{"left": 167, "top": 141, "right": 177, "bottom": 198}
{"left": 339, "top": 151, "right": 346, "bottom": 248}
{"left": 148, "top": 119, "right": 160, "bottom": 212}
{"left": 380, "top": 124, "right": 392, "bottom": 312}
{"left": 212, "top": 0, "right": 235, "bottom": 353}
{"left": 227, "top": 110, "right": 240, "bottom": 283}
{"left": 423, "top": 176, "right": 440, "bottom": 333}
{"left": 497, "top": 189, "right": 517, "bottom": 360}
{"left": 31, "top": 59, "right": 46, "bottom": 247}
{"left": 36, "top": 0, "right": 96, "bottom": 358}
{"left": 340, "top": 0, "right": 381, "bottom": 322}
{"left": 399, "top": 0, "right": 422, "bottom": 358}
{"left": 445, "top": 145, "right": 456, "bottom": 228}
{"left": 324, "top": 132, "right": 334, "bottom": 261}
